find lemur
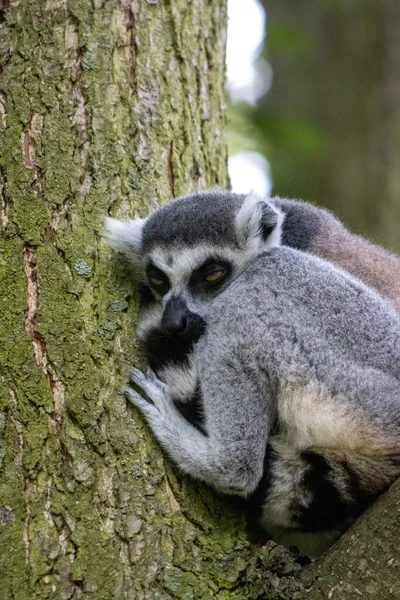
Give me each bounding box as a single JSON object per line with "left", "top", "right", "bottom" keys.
{"left": 105, "top": 191, "right": 400, "bottom": 556}
{"left": 106, "top": 190, "right": 400, "bottom": 432}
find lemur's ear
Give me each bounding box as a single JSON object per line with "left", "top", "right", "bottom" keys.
{"left": 103, "top": 217, "right": 146, "bottom": 259}
{"left": 235, "top": 192, "right": 284, "bottom": 252}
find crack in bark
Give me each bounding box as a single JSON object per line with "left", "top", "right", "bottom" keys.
{"left": 0, "top": 92, "right": 6, "bottom": 127}
{"left": 164, "top": 470, "right": 210, "bottom": 535}
{"left": 164, "top": 471, "right": 181, "bottom": 514}
{"left": 0, "top": 92, "right": 9, "bottom": 230}
{"left": 23, "top": 246, "right": 44, "bottom": 366}
{"left": 23, "top": 504, "right": 31, "bottom": 565}
{"left": 8, "top": 389, "right": 31, "bottom": 564}
{"left": 23, "top": 245, "right": 64, "bottom": 434}
{"left": 72, "top": 83, "right": 91, "bottom": 202}
{"left": 21, "top": 114, "right": 43, "bottom": 198}
{"left": 122, "top": 0, "right": 136, "bottom": 91}
{"left": 0, "top": 167, "right": 9, "bottom": 231}
{"left": 0, "top": 0, "right": 10, "bottom": 24}
{"left": 44, "top": 480, "right": 80, "bottom": 592}
{"left": 68, "top": 15, "right": 93, "bottom": 207}
{"left": 22, "top": 131, "right": 35, "bottom": 169}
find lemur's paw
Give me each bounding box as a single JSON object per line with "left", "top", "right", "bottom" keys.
{"left": 129, "top": 367, "right": 170, "bottom": 411}
{"left": 123, "top": 386, "right": 157, "bottom": 417}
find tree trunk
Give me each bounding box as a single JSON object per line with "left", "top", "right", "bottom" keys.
{"left": 0, "top": 1, "right": 399, "bottom": 599}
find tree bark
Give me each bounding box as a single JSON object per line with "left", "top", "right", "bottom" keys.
{"left": 0, "top": 1, "right": 399, "bottom": 599}
{"left": 300, "top": 479, "right": 400, "bottom": 600}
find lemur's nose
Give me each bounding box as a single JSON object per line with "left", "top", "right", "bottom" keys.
{"left": 161, "top": 296, "right": 189, "bottom": 334}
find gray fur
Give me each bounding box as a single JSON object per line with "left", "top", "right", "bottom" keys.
{"left": 126, "top": 248, "right": 400, "bottom": 557}
{"left": 275, "top": 197, "right": 400, "bottom": 313}
{"left": 142, "top": 190, "right": 244, "bottom": 251}
{"left": 105, "top": 190, "right": 400, "bottom": 557}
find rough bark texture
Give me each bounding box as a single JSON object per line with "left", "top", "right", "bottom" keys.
{"left": 300, "top": 479, "right": 400, "bottom": 600}
{"left": 261, "top": 0, "right": 400, "bottom": 253}
{"left": 1, "top": 1, "right": 399, "bottom": 599}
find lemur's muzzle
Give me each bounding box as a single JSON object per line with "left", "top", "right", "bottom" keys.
{"left": 162, "top": 296, "right": 189, "bottom": 334}
{"left": 161, "top": 296, "right": 206, "bottom": 340}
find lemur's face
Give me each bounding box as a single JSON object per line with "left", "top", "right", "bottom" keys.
{"left": 105, "top": 190, "right": 284, "bottom": 341}
{"left": 141, "top": 243, "right": 254, "bottom": 334}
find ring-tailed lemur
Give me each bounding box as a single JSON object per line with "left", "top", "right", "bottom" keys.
{"left": 106, "top": 190, "right": 400, "bottom": 430}
{"left": 105, "top": 191, "right": 400, "bottom": 556}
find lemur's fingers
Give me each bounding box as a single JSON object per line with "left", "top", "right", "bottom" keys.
{"left": 124, "top": 387, "right": 157, "bottom": 417}
{"left": 129, "top": 367, "right": 147, "bottom": 387}
{"left": 145, "top": 367, "right": 158, "bottom": 382}
{"left": 129, "top": 368, "right": 169, "bottom": 408}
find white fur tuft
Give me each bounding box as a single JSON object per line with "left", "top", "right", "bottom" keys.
{"left": 235, "top": 192, "right": 284, "bottom": 255}
{"left": 268, "top": 206, "right": 285, "bottom": 248}
{"left": 103, "top": 217, "right": 146, "bottom": 259}
{"left": 159, "top": 361, "right": 198, "bottom": 401}
{"left": 235, "top": 192, "right": 263, "bottom": 245}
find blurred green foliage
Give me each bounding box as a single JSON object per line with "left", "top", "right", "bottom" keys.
{"left": 229, "top": 0, "right": 400, "bottom": 252}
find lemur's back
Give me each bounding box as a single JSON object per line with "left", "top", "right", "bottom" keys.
{"left": 197, "top": 247, "right": 400, "bottom": 557}
{"left": 197, "top": 247, "right": 400, "bottom": 453}
{"left": 205, "top": 246, "right": 400, "bottom": 382}
{"left": 274, "top": 197, "right": 400, "bottom": 313}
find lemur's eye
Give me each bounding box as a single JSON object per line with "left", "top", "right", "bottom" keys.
{"left": 189, "top": 257, "right": 232, "bottom": 294}
{"left": 146, "top": 263, "right": 170, "bottom": 294}
{"left": 150, "top": 277, "right": 164, "bottom": 286}
{"left": 205, "top": 270, "right": 224, "bottom": 282}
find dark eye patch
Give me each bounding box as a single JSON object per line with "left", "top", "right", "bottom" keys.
{"left": 139, "top": 281, "right": 157, "bottom": 309}
{"left": 145, "top": 263, "right": 170, "bottom": 295}
{"left": 189, "top": 257, "right": 232, "bottom": 294}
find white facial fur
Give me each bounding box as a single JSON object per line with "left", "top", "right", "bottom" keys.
{"left": 144, "top": 243, "right": 262, "bottom": 318}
